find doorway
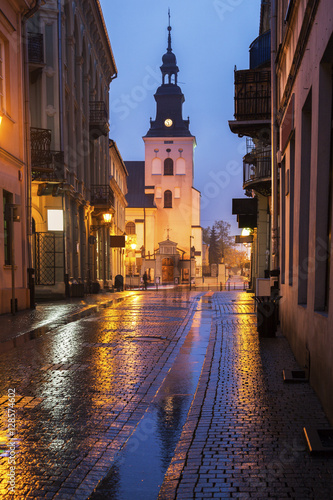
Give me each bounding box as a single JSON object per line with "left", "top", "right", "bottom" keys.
{"left": 162, "top": 258, "right": 174, "bottom": 282}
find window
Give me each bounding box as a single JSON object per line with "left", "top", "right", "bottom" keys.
{"left": 298, "top": 91, "right": 312, "bottom": 305}
{"left": 3, "top": 191, "right": 12, "bottom": 265}
{"left": 280, "top": 159, "right": 286, "bottom": 285}
{"left": 289, "top": 137, "right": 295, "bottom": 286}
{"left": 164, "top": 158, "right": 173, "bottom": 176}
{"left": 164, "top": 190, "right": 172, "bottom": 208}
{"left": 125, "top": 221, "right": 135, "bottom": 234}
{"left": 152, "top": 157, "right": 162, "bottom": 175}
{"left": 314, "top": 61, "right": 333, "bottom": 310}
{"left": 176, "top": 157, "right": 186, "bottom": 175}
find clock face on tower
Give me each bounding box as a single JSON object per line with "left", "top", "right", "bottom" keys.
{"left": 164, "top": 118, "right": 173, "bottom": 127}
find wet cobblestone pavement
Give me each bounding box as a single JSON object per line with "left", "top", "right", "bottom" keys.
{"left": 0, "top": 290, "right": 201, "bottom": 498}
{"left": 159, "top": 292, "right": 333, "bottom": 499}
{"left": 0, "top": 290, "right": 333, "bottom": 499}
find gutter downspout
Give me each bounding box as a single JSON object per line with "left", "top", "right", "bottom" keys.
{"left": 23, "top": 0, "right": 42, "bottom": 308}
{"left": 58, "top": 0, "right": 64, "bottom": 152}
{"left": 271, "top": 0, "right": 279, "bottom": 271}
{"left": 58, "top": 0, "right": 68, "bottom": 294}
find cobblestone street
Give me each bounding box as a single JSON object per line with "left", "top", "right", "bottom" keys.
{"left": 0, "top": 290, "right": 333, "bottom": 499}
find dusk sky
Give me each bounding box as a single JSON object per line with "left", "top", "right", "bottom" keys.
{"left": 99, "top": 0, "right": 261, "bottom": 235}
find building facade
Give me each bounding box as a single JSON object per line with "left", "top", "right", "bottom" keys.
{"left": 125, "top": 21, "right": 202, "bottom": 286}
{"left": 27, "top": 0, "right": 117, "bottom": 298}
{"left": 108, "top": 140, "right": 127, "bottom": 284}
{"left": 0, "top": 0, "right": 39, "bottom": 314}
{"left": 275, "top": 0, "right": 333, "bottom": 423}
{"left": 229, "top": 0, "right": 272, "bottom": 292}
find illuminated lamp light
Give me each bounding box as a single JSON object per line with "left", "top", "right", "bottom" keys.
{"left": 103, "top": 213, "right": 112, "bottom": 223}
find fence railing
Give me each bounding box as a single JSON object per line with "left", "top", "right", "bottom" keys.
{"left": 90, "top": 184, "right": 115, "bottom": 209}
{"left": 249, "top": 30, "right": 271, "bottom": 69}
{"left": 28, "top": 33, "right": 44, "bottom": 65}
{"left": 234, "top": 69, "right": 271, "bottom": 121}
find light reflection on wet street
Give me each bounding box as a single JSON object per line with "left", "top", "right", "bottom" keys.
{"left": 0, "top": 290, "right": 204, "bottom": 499}
{"left": 89, "top": 297, "right": 212, "bottom": 499}
{"left": 1, "top": 290, "right": 333, "bottom": 499}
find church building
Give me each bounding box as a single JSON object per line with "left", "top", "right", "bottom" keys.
{"left": 125, "top": 18, "right": 202, "bottom": 285}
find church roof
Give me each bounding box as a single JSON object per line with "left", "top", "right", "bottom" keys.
{"left": 158, "top": 239, "right": 178, "bottom": 246}
{"left": 125, "top": 161, "right": 156, "bottom": 208}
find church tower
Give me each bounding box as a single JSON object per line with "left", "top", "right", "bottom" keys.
{"left": 142, "top": 14, "right": 202, "bottom": 283}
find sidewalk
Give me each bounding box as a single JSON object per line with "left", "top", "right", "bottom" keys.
{"left": 158, "top": 292, "right": 333, "bottom": 499}
{"left": 0, "top": 291, "right": 134, "bottom": 355}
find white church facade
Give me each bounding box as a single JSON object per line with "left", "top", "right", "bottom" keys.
{"left": 125, "top": 20, "right": 202, "bottom": 285}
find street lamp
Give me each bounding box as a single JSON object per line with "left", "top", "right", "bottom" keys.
{"left": 103, "top": 212, "right": 112, "bottom": 224}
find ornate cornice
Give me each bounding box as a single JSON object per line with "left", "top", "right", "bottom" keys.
{"left": 78, "top": 0, "right": 117, "bottom": 84}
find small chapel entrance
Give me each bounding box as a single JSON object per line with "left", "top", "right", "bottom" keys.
{"left": 162, "top": 257, "right": 174, "bottom": 282}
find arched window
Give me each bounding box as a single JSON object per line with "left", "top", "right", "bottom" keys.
{"left": 164, "top": 158, "right": 173, "bottom": 176}
{"left": 152, "top": 157, "right": 162, "bottom": 174}
{"left": 125, "top": 221, "right": 136, "bottom": 234}
{"left": 164, "top": 190, "right": 172, "bottom": 208}
{"left": 176, "top": 157, "right": 186, "bottom": 175}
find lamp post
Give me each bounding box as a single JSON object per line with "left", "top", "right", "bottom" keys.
{"left": 102, "top": 213, "right": 112, "bottom": 284}
{"left": 189, "top": 235, "right": 194, "bottom": 290}
{"left": 130, "top": 242, "right": 136, "bottom": 289}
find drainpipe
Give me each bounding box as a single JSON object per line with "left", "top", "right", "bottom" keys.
{"left": 23, "top": 1, "right": 42, "bottom": 308}
{"left": 58, "top": 0, "right": 64, "bottom": 151}
{"left": 57, "top": 0, "right": 68, "bottom": 292}
{"left": 271, "top": 0, "right": 279, "bottom": 271}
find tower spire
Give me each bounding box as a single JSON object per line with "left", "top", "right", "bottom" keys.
{"left": 167, "top": 8, "right": 172, "bottom": 53}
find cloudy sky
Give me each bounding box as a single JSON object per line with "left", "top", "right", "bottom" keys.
{"left": 99, "top": 0, "right": 261, "bottom": 235}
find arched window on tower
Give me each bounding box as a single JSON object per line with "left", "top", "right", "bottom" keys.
{"left": 164, "top": 190, "right": 172, "bottom": 208}
{"left": 164, "top": 158, "right": 174, "bottom": 176}
{"left": 125, "top": 221, "right": 136, "bottom": 234}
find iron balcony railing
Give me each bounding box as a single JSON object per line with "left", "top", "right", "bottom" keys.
{"left": 28, "top": 33, "right": 44, "bottom": 65}
{"left": 89, "top": 101, "right": 109, "bottom": 138}
{"left": 90, "top": 184, "right": 115, "bottom": 209}
{"left": 234, "top": 69, "right": 271, "bottom": 121}
{"left": 31, "top": 127, "right": 52, "bottom": 166}
{"left": 249, "top": 30, "right": 271, "bottom": 69}
{"left": 30, "top": 127, "right": 64, "bottom": 181}
{"left": 243, "top": 143, "right": 271, "bottom": 188}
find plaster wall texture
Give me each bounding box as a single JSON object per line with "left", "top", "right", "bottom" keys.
{"left": 278, "top": 0, "right": 333, "bottom": 423}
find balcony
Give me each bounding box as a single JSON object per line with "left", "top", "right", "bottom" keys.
{"left": 249, "top": 30, "right": 271, "bottom": 70}
{"left": 89, "top": 101, "right": 109, "bottom": 138}
{"left": 30, "top": 127, "right": 64, "bottom": 182}
{"left": 229, "top": 69, "right": 271, "bottom": 140}
{"left": 90, "top": 185, "right": 115, "bottom": 211}
{"left": 28, "top": 33, "right": 44, "bottom": 66}
{"left": 232, "top": 197, "right": 257, "bottom": 230}
{"left": 243, "top": 140, "right": 271, "bottom": 196}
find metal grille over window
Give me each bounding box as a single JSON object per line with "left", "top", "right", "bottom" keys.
{"left": 34, "top": 233, "right": 63, "bottom": 285}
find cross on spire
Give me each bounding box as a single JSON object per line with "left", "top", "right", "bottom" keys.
{"left": 167, "top": 8, "right": 172, "bottom": 53}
